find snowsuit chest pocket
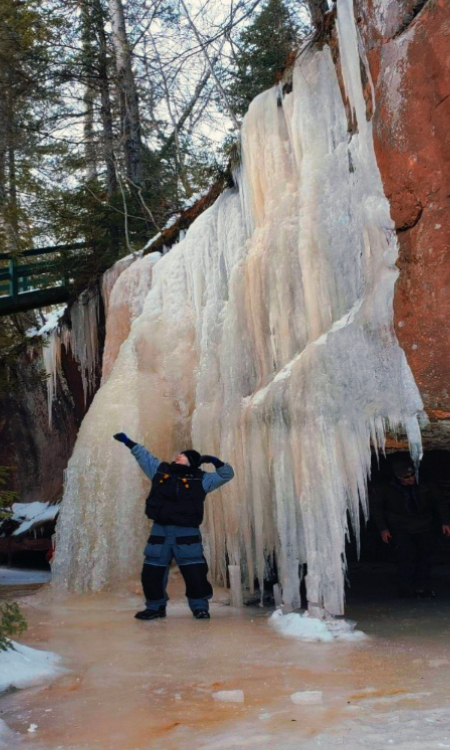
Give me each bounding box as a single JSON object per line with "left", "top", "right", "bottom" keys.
{"left": 174, "top": 534, "right": 203, "bottom": 564}
{"left": 144, "top": 534, "right": 165, "bottom": 561}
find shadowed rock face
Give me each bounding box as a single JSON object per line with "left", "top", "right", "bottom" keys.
{"left": 0, "top": 331, "right": 104, "bottom": 503}
{"left": 0, "top": 349, "right": 80, "bottom": 503}
{"left": 355, "top": 0, "right": 450, "bottom": 447}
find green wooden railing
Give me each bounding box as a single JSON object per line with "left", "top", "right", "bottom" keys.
{"left": 0, "top": 243, "right": 91, "bottom": 316}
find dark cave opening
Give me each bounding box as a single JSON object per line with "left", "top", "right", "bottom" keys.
{"left": 345, "top": 450, "right": 450, "bottom": 604}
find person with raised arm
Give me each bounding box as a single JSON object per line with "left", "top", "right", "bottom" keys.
{"left": 113, "top": 433, "right": 234, "bottom": 620}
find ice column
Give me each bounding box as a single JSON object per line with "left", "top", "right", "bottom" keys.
{"left": 41, "top": 290, "right": 100, "bottom": 426}
{"left": 101, "top": 253, "right": 161, "bottom": 383}
{"left": 53, "top": 0, "right": 423, "bottom": 615}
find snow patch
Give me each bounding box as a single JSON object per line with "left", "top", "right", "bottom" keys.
{"left": 269, "top": 610, "right": 367, "bottom": 643}
{"left": 10, "top": 501, "right": 59, "bottom": 536}
{"left": 26, "top": 305, "right": 66, "bottom": 338}
{"left": 0, "top": 641, "right": 63, "bottom": 694}
{"left": 0, "top": 567, "right": 51, "bottom": 585}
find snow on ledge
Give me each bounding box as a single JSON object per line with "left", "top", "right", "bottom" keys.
{"left": 269, "top": 609, "right": 367, "bottom": 643}
{"left": 11, "top": 501, "right": 59, "bottom": 536}
{"left": 26, "top": 305, "right": 66, "bottom": 338}
{"left": 0, "top": 642, "right": 64, "bottom": 694}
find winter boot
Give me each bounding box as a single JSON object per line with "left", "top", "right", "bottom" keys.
{"left": 193, "top": 609, "right": 210, "bottom": 620}
{"left": 135, "top": 606, "right": 166, "bottom": 620}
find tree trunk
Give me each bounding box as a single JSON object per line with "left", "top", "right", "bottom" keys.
{"left": 0, "top": 91, "right": 18, "bottom": 253}
{"left": 80, "top": 1, "right": 98, "bottom": 181}
{"left": 92, "top": 0, "right": 117, "bottom": 198}
{"left": 108, "top": 0, "right": 142, "bottom": 186}
{"left": 307, "top": 0, "right": 330, "bottom": 33}
{"left": 0, "top": 91, "right": 9, "bottom": 251}
{"left": 0, "top": 92, "right": 7, "bottom": 207}
{"left": 83, "top": 85, "right": 97, "bottom": 180}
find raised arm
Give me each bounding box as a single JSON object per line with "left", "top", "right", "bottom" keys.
{"left": 113, "top": 433, "right": 160, "bottom": 480}
{"left": 200, "top": 455, "right": 235, "bottom": 494}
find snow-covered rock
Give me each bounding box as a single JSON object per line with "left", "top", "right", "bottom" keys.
{"left": 26, "top": 305, "right": 66, "bottom": 338}
{"left": 10, "top": 501, "right": 59, "bottom": 536}
{"left": 0, "top": 641, "right": 63, "bottom": 693}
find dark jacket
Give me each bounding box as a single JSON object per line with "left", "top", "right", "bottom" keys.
{"left": 145, "top": 462, "right": 207, "bottom": 527}
{"left": 130, "top": 444, "right": 235, "bottom": 528}
{"left": 370, "top": 480, "right": 450, "bottom": 534}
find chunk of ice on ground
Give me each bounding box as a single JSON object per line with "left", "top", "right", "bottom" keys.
{"left": 213, "top": 690, "right": 245, "bottom": 703}
{"left": 290, "top": 691, "right": 323, "bottom": 705}
{"left": 269, "top": 610, "right": 367, "bottom": 642}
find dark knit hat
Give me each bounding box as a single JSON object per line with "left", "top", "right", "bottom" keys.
{"left": 182, "top": 450, "right": 202, "bottom": 468}
{"left": 392, "top": 457, "right": 414, "bottom": 479}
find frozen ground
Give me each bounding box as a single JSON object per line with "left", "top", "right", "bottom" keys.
{"left": 2, "top": 569, "right": 450, "bottom": 749}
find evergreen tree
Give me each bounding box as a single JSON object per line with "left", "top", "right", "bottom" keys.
{"left": 0, "top": 0, "right": 60, "bottom": 254}
{"left": 0, "top": 602, "right": 27, "bottom": 651}
{"left": 227, "top": 0, "right": 303, "bottom": 118}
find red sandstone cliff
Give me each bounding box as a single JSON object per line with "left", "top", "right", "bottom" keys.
{"left": 354, "top": 0, "right": 450, "bottom": 446}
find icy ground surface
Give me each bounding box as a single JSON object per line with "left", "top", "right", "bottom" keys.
{"left": 2, "top": 572, "right": 450, "bottom": 749}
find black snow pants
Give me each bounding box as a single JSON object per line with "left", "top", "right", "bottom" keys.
{"left": 141, "top": 523, "right": 213, "bottom": 612}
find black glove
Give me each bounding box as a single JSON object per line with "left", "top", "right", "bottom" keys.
{"left": 200, "top": 455, "right": 224, "bottom": 469}
{"left": 113, "top": 432, "right": 137, "bottom": 449}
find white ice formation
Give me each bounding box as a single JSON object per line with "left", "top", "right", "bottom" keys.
{"left": 101, "top": 253, "right": 161, "bottom": 383}
{"left": 41, "top": 289, "right": 101, "bottom": 425}
{"left": 270, "top": 609, "right": 366, "bottom": 643}
{"left": 52, "top": 0, "right": 423, "bottom": 615}
{"left": 213, "top": 690, "right": 245, "bottom": 704}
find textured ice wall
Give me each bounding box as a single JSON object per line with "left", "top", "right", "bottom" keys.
{"left": 101, "top": 252, "right": 161, "bottom": 383}
{"left": 53, "top": 0, "right": 423, "bottom": 614}
{"left": 52, "top": 192, "right": 243, "bottom": 590}
{"left": 42, "top": 289, "right": 100, "bottom": 426}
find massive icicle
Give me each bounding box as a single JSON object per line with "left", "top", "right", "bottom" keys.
{"left": 53, "top": 0, "right": 423, "bottom": 614}
{"left": 41, "top": 290, "right": 100, "bottom": 426}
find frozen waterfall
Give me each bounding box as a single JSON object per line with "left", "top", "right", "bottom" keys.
{"left": 52, "top": 0, "right": 423, "bottom": 615}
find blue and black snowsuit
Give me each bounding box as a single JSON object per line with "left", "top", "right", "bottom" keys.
{"left": 131, "top": 445, "right": 234, "bottom": 613}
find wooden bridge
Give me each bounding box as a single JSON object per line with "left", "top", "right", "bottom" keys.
{"left": 0, "top": 243, "right": 91, "bottom": 316}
